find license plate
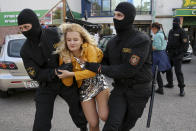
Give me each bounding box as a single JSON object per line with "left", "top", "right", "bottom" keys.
{"left": 24, "top": 81, "right": 39, "bottom": 88}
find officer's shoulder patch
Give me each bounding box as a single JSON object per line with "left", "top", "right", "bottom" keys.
{"left": 26, "top": 67, "right": 36, "bottom": 77}
{"left": 122, "top": 48, "right": 132, "bottom": 53}
{"left": 129, "top": 55, "right": 140, "bottom": 66}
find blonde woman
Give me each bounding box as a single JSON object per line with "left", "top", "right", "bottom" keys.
{"left": 55, "top": 23, "right": 109, "bottom": 131}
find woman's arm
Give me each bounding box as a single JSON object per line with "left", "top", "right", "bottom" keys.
{"left": 74, "top": 45, "right": 102, "bottom": 80}
{"left": 58, "top": 45, "right": 102, "bottom": 80}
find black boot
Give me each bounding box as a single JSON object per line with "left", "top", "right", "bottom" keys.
{"left": 179, "top": 88, "right": 185, "bottom": 97}
{"left": 155, "top": 87, "right": 164, "bottom": 95}
{"left": 164, "top": 83, "right": 174, "bottom": 88}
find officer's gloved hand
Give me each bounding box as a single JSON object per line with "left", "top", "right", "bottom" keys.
{"left": 85, "top": 62, "right": 101, "bottom": 73}
{"left": 56, "top": 63, "right": 73, "bottom": 75}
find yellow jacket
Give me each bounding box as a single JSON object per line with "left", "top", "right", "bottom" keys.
{"left": 60, "top": 43, "right": 103, "bottom": 88}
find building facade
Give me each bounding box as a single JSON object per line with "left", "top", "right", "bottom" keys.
{"left": 1, "top": 0, "right": 193, "bottom": 45}
{"left": 81, "top": 0, "right": 153, "bottom": 34}
{"left": 153, "top": 0, "right": 196, "bottom": 47}
{"left": 154, "top": 0, "right": 183, "bottom": 35}
{"left": 173, "top": 0, "right": 196, "bottom": 48}
{"left": 0, "top": 0, "right": 80, "bottom": 45}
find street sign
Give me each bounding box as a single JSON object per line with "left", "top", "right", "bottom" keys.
{"left": 174, "top": 9, "right": 196, "bottom": 16}
{"left": 0, "top": 10, "right": 48, "bottom": 26}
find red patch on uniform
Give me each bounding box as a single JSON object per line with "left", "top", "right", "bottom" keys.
{"left": 129, "top": 55, "right": 140, "bottom": 66}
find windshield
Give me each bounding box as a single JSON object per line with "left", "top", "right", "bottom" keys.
{"left": 8, "top": 39, "right": 26, "bottom": 57}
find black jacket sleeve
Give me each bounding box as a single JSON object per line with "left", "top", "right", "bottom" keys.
{"left": 20, "top": 48, "right": 57, "bottom": 82}
{"left": 166, "top": 30, "right": 172, "bottom": 51}
{"left": 101, "top": 42, "right": 110, "bottom": 65}
{"left": 180, "top": 29, "right": 189, "bottom": 52}
{"left": 101, "top": 35, "right": 151, "bottom": 79}
{"left": 180, "top": 29, "right": 188, "bottom": 44}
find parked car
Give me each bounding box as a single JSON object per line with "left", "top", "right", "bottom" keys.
{"left": 0, "top": 34, "right": 39, "bottom": 97}
{"left": 98, "top": 35, "right": 193, "bottom": 62}
{"left": 183, "top": 44, "right": 193, "bottom": 62}
{"left": 98, "top": 35, "right": 114, "bottom": 51}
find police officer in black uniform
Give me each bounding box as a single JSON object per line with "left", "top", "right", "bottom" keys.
{"left": 164, "top": 17, "right": 188, "bottom": 96}
{"left": 18, "top": 9, "right": 87, "bottom": 131}
{"left": 85, "top": 2, "right": 152, "bottom": 131}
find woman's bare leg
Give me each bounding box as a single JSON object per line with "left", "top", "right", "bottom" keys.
{"left": 81, "top": 99, "right": 100, "bottom": 131}
{"left": 96, "top": 89, "right": 110, "bottom": 121}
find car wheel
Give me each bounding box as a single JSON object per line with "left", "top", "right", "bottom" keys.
{"left": 187, "top": 60, "right": 191, "bottom": 63}
{"left": 183, "top": 60, "right": 191, "bottom": 63}
{"left": 0, "top": 91, "right": 9, "bottom": 98}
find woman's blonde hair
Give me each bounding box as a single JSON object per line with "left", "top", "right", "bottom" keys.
{"left": 54, "top": 23, "right": 97, "bottom": 62}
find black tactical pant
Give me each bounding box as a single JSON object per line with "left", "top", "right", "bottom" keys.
{"left": 33, "top": 82, "right": 87, "bottom": 131}
{"left": 103, "top": 82, "right": 151, "bottom": 131}
{"left": 157, "top": 71, "right": 163, "bottom": 88}
{"left": 166, "top": 57, "right": 185, "bottom": 88}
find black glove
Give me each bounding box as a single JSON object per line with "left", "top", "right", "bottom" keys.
{"left": 85, "top": 62, "right": 101, "bottom": 73}
{"left": 56, "top": 63, "right": 73, "bottom": 75}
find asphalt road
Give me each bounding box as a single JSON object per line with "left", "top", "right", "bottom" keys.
{"left": 0, "top": 56, "right": 196, "bottom": 131}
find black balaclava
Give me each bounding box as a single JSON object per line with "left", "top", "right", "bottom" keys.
{"left": 114, "top": 2, "right": 136, "bottom": 34}
{"left": 173, "top": 17, "right": 180, "bottom": 30}
{"left": 17, "top": 9, "right": 42, "bottom": 43}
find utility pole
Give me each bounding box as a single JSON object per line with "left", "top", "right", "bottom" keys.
{"left": 62, "top": 0, "right": 66, "bottom": 22}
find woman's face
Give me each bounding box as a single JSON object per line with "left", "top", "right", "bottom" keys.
{"left": 151, "top": 27, "right": 158, "bottom": 34}
{"left": 66, "top": 31, "right": 83, "bottom": 52}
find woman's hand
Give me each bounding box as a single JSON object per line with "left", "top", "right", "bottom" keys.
{"left": 57, "top": 70, "right": 74, "bottom": 79}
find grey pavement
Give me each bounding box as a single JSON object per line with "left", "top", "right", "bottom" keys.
{"left": 0, "top": 56, "right": 196, "bottom": 131}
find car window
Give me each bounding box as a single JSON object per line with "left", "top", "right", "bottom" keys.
{"left": 7, "top": 39, "right": 26, "bottom": 57}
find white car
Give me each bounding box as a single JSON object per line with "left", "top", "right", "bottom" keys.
{"left": 0, "top": 34, "right": 38, "bottom": 97}
{"left": 183, "top": 44, "right": 193, "bottom": 62}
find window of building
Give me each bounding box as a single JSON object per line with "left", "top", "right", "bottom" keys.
{"left": 102, "top": 0, "right": 111, "bottom": 11}
{"left": 134, "top": 0, "right": 151, "bottom": 15}
{"left": 91, "top": 0, "right": 102, "bottom": 16}
{"left": 111, "top": 0, "right": 126, "bottom": 11}
{"left": 89, "top": 0, "right": 151, "bottom": 17}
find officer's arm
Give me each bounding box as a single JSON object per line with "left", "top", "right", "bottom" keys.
{"left": 166, "top": 30, "right": 172, "bottom": 51}
{"left": 20, "top": 51, "right": 56, "bottom": 82}
{"left": 101, "top": 38, "right": 111, "bottom": 65}
{"left": 101, "top": 38, "right": 151, "bottom": 79}
{"left": 180, "top": 29, "right": 188, "bottom": 52}
{"left": 181, "top": 30, "right": 188, "bottom": 44}
{"left": 101, "top": 45, "right": 110, "bottom": 65}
